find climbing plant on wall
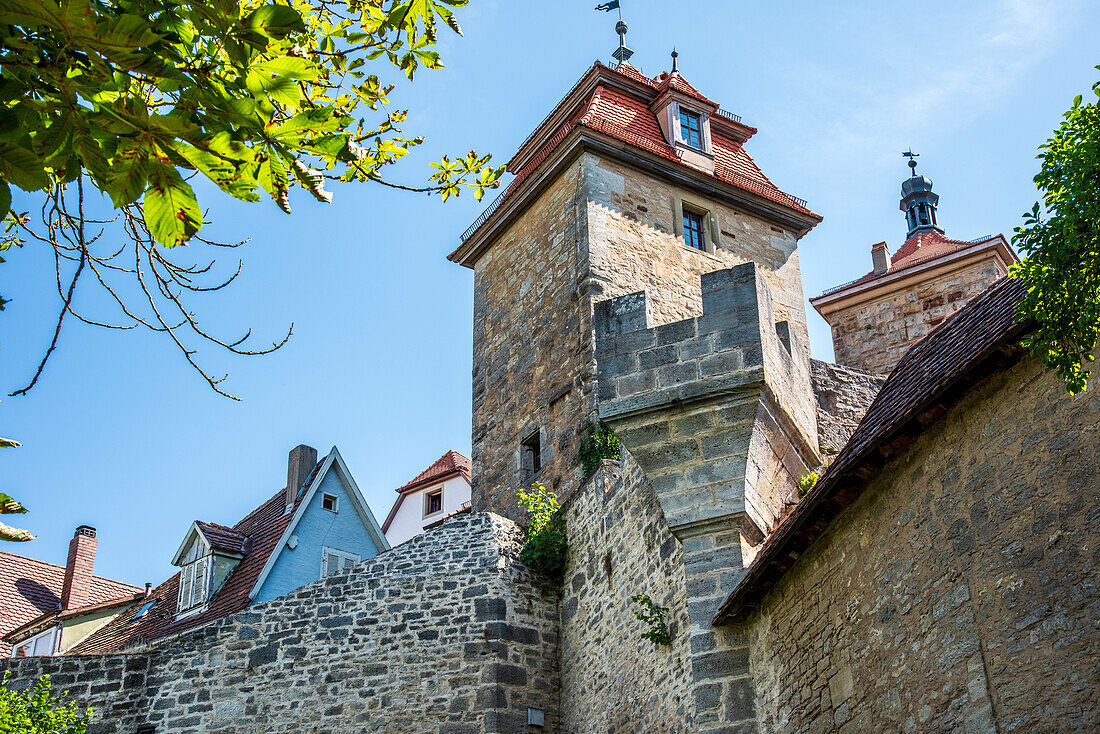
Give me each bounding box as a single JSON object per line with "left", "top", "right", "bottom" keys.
{"left": 578, "top": 421, "right": 621, "bottom": 476}
{"left": 517, "top": 482, "right": 567, "bottom": 583}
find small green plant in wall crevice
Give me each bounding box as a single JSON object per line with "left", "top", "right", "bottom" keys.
{"left": 578, "top": 421, "right": 621, "bottom": 476}
{"left": 797, "top": 471, "right": 820, "bottom": 499}
{"left": 517, "top": 482, "right": 567, "bottom": 583}
{"left": 631, "top": 594, "right": 673, "bottom": 647}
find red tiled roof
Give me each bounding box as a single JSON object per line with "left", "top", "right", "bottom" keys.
{"left": 454, "top": 62, "right": 818, "bottom": 256}
{"left": 812, "top": 231, "right": 1011, "bottom": 301}
{"left": 382, "top": 451, "right": 472, "bottom": 534}
{"left": 195, "top": 521, "right": 248, "bottom": 556}
{"left": 397, "top": 450, "right": 471, "bottom": 493}
{"left": 0, "top": 550, "right": 141, "bottom": 656}
{"left": 70, "top": 466, "right": 320, "bottom": 654}
{"left": 715, "top": 276, "right": 1033, "bottom": 623}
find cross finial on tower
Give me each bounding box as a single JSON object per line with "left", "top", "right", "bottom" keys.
{"left": 671, "top": 48, "right": 678, "bottom": 72}
{"left": 903, "top": 148, "right": 920, "bottom": 175}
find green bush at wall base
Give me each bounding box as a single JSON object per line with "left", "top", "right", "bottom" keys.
{"left": 0, "top": 672, "right": 90, "bottom": 734}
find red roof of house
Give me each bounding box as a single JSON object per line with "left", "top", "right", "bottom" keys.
{"left": 195, "top": 521, "right": 249, "bottom": 556}
{"left": 453, "top": 62, "right": 818, "bottom": 257}
{"left": 0, "top": 550, "right": 141, "bottom": 657}
{"left": 382, "top": 450, "right": 472, "bottom": 534}
{"left": 70, "top": 464, "right": 321, "bottom": 654}
{"left": 716, "top": 275, "right": 1033, "bottom": 622}
{"left": 811, "top": 231, "right": 1015, "bottom": 303}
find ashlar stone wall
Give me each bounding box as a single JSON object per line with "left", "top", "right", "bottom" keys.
{"left": 829, "top": 257, "right": 1009, "bottom": 375}
{"left": 1, "top": 513, "right": 560, "bottom": 734}
{"left": 731, "top": 352, "right": 1100, "bottom": 732}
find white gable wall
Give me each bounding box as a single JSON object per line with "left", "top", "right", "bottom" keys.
{"left": 384, "top": 475, "right": 471, "bottom": 547}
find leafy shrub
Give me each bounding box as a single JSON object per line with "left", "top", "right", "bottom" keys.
{"left": 631, "top": 594, "right": 673, "bottom": 647}
{"left": 578, "top": 422, "right": 621, "bottom": 475}
{"left": 797, "top": 471, "right": 819, "bottom": 499}
{"left": 517, "top": 483, "right": 567, "bottom": 583}
{"left": 0, "top": 672, "right": 90, "bottom": 733}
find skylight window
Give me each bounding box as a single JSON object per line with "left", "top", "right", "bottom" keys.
{"left": 133, "top": 600, "right": 157, "bottom": 621}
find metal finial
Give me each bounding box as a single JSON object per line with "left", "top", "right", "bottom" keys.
{"left": 902, "top": 148, "right": 919, "bottom": 175}
{"left": 671, "top": 48, "right": 678, "bottom": 73}
{"left": 612, "top": 18, "right": 633, "bottom": 62}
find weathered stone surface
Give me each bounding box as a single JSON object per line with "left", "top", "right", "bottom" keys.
{"left": 809, "top": 358, "right": 884, "bottom": 462}
{"left": 1, "top": 513, "right": 560, "bottom": 734}
{"left": 729, "top": 352, "right": 1100, "bottom": 732}
{"left": 823, "top": 257, "right": 1009, "bottom": 375}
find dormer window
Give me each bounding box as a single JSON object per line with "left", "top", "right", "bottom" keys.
{"left": 171, "top": 521, "right": 246, "bottom": 619}
{"left": 679, "top": 110, "right": 703, "bottom": 149}
{"left": 178, "top": 554, "right": 210, "bottom": 615}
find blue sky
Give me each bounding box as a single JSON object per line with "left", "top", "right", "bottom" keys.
{"left": 3, "top": 0, "right": 1096, "bottom": 587}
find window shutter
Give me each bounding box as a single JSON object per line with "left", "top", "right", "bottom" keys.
{"left": 194, "top": 557, "right": 209, "bottom": 604}
{"left": 342, "top": 554, "right": 357, "bottom": 571}
{"left": 179, "top": 564, "right": 192, "bottom": 610}
{"left": 322, "top": 552, "right": 334, "bottom": 578}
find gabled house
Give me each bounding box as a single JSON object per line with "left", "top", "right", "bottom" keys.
{"left": 381, "top": 450, "right": 472, "bottom": 547}
{"left": 70, "top": 444, "right": 388, "bottom": 654}
{"left": 2, "top": 526, "right": 142, "bottom": 657}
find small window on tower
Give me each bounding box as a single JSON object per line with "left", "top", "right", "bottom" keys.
{"left": 424, "top": 488, "right": 443, "bottom": 517}
{"left": 683, "top": 209, "right": 705, "bottom": 250}
{"left": 679, "top": 110, "right": 703, "bottom": 149}
{"left": 521, "top": 431, "right": 542, "bottom": 480}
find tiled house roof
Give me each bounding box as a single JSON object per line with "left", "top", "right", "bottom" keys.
{"left": 452, "top": 61, "right": 818, "bottom": 260}
{"left": 716, "top": 276, "right": 1033, "bottom": 622}
{"left": 382, "top": 450, "right": 472, "bottom": 534}
{"left": 70, "top": 467, "right": 319, "bottom": 654}
{"left": 0, "top": 551, "right": 141, "bottom": 657}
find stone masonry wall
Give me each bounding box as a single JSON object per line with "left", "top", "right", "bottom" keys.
{"left": 829, "top": 257, "right": 1009, "bottom": 375}
{"left": 558, "top": 457, "right": 693, "bottom": 733}
{"left": 810, "top": 358, "right": 884, "bottom": 463}
{"left": 471, "top": 156, "right": 592, "bottom": 523}
{"left": 731, "top": 352, "right": 1100, "bottom": 732}
{"left": 1, "top": 513, "right": 560, "bottom": 734}
{"left": 585, "top": 154, "right": 809, "bottom": 353}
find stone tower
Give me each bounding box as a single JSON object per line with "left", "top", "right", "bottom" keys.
{"left": 449, "top": 59, "right": 822, "bottom": 524}
{"left": 810, "top": 159, "right": 1018, "bottom": 375}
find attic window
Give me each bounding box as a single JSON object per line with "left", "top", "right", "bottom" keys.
{"left": 321, "top": 493, "right": 339, "bottom": 513}
{"left": 424, "top": 488, "right": 443, "bottom": 518}
{"left": 177, "top": 556, "right": 210, "bottom": 615}
{"left": 679, "top": 109, "right": 703, "bottom": 149}
{"left": 521, "top": 430, "right": 542, "bottom": 481}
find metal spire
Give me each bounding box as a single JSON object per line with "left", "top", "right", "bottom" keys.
{"left": 902, "top": 148, "right": 919, "bottom": 175}
{"left": 671, "top": 48, "right": 678, "bottom": 73}
{"left": 596, "top": 1, "right": 633, "bottom": 63}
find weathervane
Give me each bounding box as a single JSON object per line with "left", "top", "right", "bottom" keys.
{"left": 595, "top": 1, "right": 633, "bottom": 63}
{"left": 902, "top": 148, "right": 920, "bottom": 175}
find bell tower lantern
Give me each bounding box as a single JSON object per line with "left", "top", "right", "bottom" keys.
{"left": 900, "top": 150, "right": 943, "bottom": 237}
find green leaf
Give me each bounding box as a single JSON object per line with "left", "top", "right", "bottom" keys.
{"left": 143, "top": 165, "right": 202, "bottom": 247}
{"left": 105, "top": 140, "right": 150, "bottom": 207}
{"left": 0, "top": 181, "right": 10, "bottom": 219}
{"left": 0, "top": 143, "right": 49, "bottom": 191}
{"left": 244, "top": 4, "right": 305, "bottom": 39}
{"left": 0, "top": 0, "right": 63, "bottom": 28}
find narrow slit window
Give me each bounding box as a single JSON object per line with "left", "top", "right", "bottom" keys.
{"left": 521, "top": 431, "right": 542, "bottom": 480}
{"left": 683, "top": 209, "right": 705, "bottom": 250}
{"left": 679, "top": 110, "right": 703, "bottom": 149}
{"left": 424, "top": 488, "right": 443, "bottom": 517}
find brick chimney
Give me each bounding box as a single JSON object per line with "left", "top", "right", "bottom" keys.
{"left": 286, "top": 444, "right": 318, "bottom": 513}
{"left": 60, "top": 525, "right": 97, "bottom": 611}
{"left": 871, "top": 241, "right": 892, "bottom": 275}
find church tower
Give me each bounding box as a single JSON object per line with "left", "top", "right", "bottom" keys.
{"left": 450, "top": 52, "right": 822, "bottom": 525}
{"left": 811, "top": 155, "right": 1018, "bottom": 375}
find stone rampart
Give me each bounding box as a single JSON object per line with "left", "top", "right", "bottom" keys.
{"left": 1, "top": 513, "right": 560, "bottom": 734}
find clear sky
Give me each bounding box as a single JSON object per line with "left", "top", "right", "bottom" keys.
{"left": 3, "top": 0, "right": 1096, "bottom": 587}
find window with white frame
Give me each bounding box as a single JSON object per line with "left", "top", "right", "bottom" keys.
{"left": 321, "top": 492, "right": 339, "bottom": 513}
{"left": 177, "top": 555, "right": 211, "bottom": 614}
{"left": 12, "top": 627, "right": 58, "bottom": 658}
{"left": 321, "top": 547, "right": 360, "bottom": 578}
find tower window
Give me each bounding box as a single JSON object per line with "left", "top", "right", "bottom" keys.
{"left": 683, "top": 209, "right": 705, "bottom": 250}
{"left": 679, "top": 110, "right": 703, "bottom": 149}
{"left": 424, "top": 488, "right": 443, "bottom": 517}
{"left": 521, "top": 431, "right": 542, "bottom": 480}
